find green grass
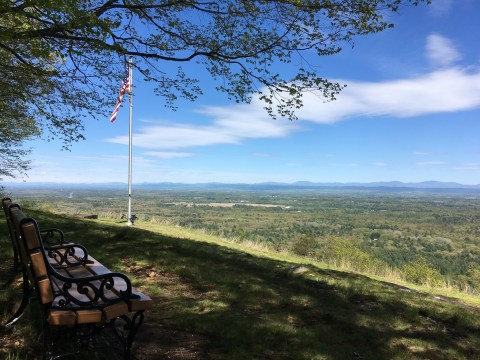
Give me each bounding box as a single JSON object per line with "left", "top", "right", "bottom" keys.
{"left": 1, "top": 209, "right": 480, "bottom": 359}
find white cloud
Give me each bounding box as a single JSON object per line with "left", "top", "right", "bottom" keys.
{"left": 143, "top": 151, "right": 194, "bottom": 159}
{"left": 454, "top": 163, "right": 480, "bottom": 171}
{"left": 106, "top": 66, "right": 480, "bottom": 151}
{"left": 106, "top": 35, "right": 480, "bottom": 152}
{"left": 415, "top": 161, "right": 446, "bottom": 167}
{"left": 105, "top": 105, "right": 296, "bottom": 150}
{"left": 298, "top": 67, "right": 480, "bottom": 123}
{"left": 107, "top": 124, "right": 237, "bottom": 149}
{"left": 73, "top": 155, "right": 127, "bottom": 162}
{"left": 426, "top": 34, "right": 461, "bottom": 68}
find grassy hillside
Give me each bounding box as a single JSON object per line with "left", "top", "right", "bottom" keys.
{"left": 1, "top": 209, "right": 480, "bottom": 359}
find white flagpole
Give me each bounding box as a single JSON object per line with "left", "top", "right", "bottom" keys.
{"left": 127, "top": 56, "right": 134, "bottom": 226}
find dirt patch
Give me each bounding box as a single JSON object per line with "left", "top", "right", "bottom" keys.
{"left": 134, "top": 322, "right": 210, "bottom": 360}
{"left": 121, "top": 259, "right": 208, "bottom": 300}
{"left": 0, "top": 329, "right": 29, "bottom": 357}
{"left": 121, "top": 260, "right": 213, "bottom": 359}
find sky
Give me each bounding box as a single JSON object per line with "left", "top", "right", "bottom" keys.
{"left": 10, "top": 0, "right": 480, "bottom": 185}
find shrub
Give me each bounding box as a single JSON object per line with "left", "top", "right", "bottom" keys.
{"left": 401, "top": 257, "right": 443, "bottom": 287}
{"left": 464, "top": 266, "right": 480, "bottom": 294}
{"left": 291, "top": 234, "right": 317, "bottom": 257}
{"left": 317, "top": 236, "right": 390, "bottom": 275}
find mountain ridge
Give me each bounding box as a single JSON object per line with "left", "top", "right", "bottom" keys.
{"left": 3, "top": 180, "right": 480, "bottom": 191}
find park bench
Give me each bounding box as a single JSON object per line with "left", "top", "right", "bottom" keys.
{"left": 2, "top": 198, "right": 71, "bottom": 328}
{"left": 2, "top": 197, "right": 67, "bottom": 272}
{"left": 2, "top": 198, "right": 152, "bottom": 359}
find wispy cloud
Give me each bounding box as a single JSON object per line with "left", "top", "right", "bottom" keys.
{"left": 299, "top": 67, "right": 480, "bottom": 123}
{"left": 73, "top": 155, "right": 128, "bottom": 162}
{"left": 415, "top": 161, "right": 446, "bottom": 167}
{"left": 143, "top": 151, "right": 194, "bottom": 159}
{"left": 299, "top": 34, "right": 476, "bottom": 122}
{"left": 454, "top": 163, "right": 480, "bottom": 171}
{"left": 426, "top": 34, "right": 461, "bottom": 68}
{"left": 106, "top": 35, "right": 480, "bottom": 152}
{"left": 105, "top": 105, "right": 296, "bottom": 150}
{"left": 71, "top": 154, "right": 153, "bottom": 165}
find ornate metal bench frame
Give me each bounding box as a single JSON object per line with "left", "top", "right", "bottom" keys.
{"left": 2, "top": 198, "right": 152, "bottom": 360}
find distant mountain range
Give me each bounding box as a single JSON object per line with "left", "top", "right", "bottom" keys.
{"left": 3, "top": 181, "right": 480, "bottom": 192}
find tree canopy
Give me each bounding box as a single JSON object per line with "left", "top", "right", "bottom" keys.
{"left": 0, "top": 0, "right": 428, "bottom": 179}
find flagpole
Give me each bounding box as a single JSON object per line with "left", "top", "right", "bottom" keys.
{"left": 127, "top": 56, "right": 133, "bottom": 226}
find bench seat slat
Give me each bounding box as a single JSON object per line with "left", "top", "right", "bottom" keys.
{"left": 129, "top": 291, "right": 154, "bottom": 311}
{"left": 76, "top": 309, "right": 103, "bottom": 324}
{"left": 103, "top": 302, "right": 130, "bottom": 321}
{"left": 48, "top": 310, "right": 77, "bottom": 326}
{"left": 84, "top": 256, "right": 113, "bottom": 276}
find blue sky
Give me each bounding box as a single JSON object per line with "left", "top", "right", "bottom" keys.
{"left": 12, "top": 0, "right": 480, "bottom": 184}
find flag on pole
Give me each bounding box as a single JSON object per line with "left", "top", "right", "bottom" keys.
{"left": 110, "top": 64, "right": 131, "bottom": 123}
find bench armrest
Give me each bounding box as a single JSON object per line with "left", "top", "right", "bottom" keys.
{"left": 40, "top": 228, "right": 67, "bottom": 245}
{"left": 47, "top": 264, "right": 134, "bottom": 308}
{"left": 46, "top": 243, "right": 93, "bottom": 269}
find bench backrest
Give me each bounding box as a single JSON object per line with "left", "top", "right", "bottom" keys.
{"left": 2, "top": 197, "right": 13, "bottom": 241}
{"left": 9, "top": 206, "right": 54, "bottom": 305}
{"left": 2, "top": 197, "right": 20, "bottom": 267}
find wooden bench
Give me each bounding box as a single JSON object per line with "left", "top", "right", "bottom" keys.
{"left": 2, "top": 198, "right": 152, "bottom": 359}
{"left": 2, "top": 197, "right": 67, "bottom": 272}
{"left": 2, "top": 198, "right": 73, "bottom": 327}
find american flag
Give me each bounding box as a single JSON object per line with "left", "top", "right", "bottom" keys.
{"left": 110, "top": 65, "right": 131, "bottom": 122}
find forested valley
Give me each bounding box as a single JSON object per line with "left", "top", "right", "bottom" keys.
{"left": 10, "top": 187, "right": 480, "bottom": 294}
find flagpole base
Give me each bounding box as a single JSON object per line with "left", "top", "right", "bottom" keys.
{"left": 127, "top": 221, "right": 133, "bottom": 226}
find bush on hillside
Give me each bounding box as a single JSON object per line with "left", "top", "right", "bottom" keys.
{"left": 401, "top": 256, "right": 443, "bottom": 287}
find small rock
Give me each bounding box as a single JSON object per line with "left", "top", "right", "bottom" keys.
{"left": 292, "top": 266, "right": 310, "bottom": 274}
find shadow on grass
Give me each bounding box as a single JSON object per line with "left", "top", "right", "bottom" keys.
{"left": 2, "top": 210, "right": 480, "bottom": 359}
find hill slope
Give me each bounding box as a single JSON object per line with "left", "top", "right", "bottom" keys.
{"left": 1, "top": 210, "right": 480, "bottom": 359}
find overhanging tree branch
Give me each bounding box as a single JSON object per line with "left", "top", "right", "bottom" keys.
{"left": 0, "top": 0, "right": 430, "bottom": 179}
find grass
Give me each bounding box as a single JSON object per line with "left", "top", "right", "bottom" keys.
{"left": 140, "top": 221, "right": 480, "bottom": 308}
{"left": 1, "top": 208, "right": 480, "bottom": 359}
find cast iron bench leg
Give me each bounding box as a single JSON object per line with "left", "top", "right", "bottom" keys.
{"left": 124, "top": 311, "right": 145, "bottom": 360}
